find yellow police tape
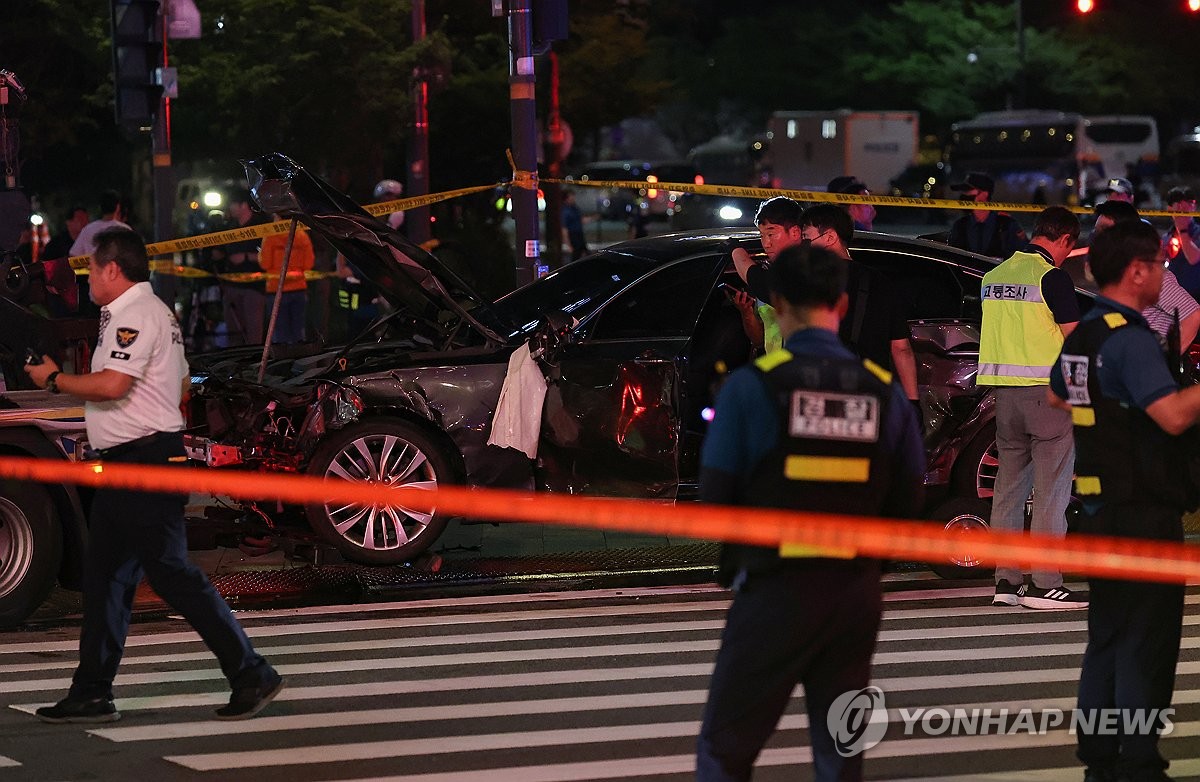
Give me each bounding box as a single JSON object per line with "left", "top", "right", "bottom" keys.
{"left": 65, "top": 183, "right": 496, "bottom": 273}
{"left": 58, "top": 171, "right": 1200, "bottom": 279}
{"left": 0, "top": 453, "right": 1198, "bottom": 585}
{"left": 546, "top": 177, "right": 1200, "bottom": 220}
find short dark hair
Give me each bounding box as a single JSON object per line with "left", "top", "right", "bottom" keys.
{"left": 768, "top": 243, "right": 847, "bottom": 309}
{"left": 1093, "top": 199, "right": 1139, "bottom": 224}
{"left": 1031, "top": 206, "right": 1080, "bottom": 244}
{"left": 99, "top": 190, "right": 122, "bottom": 215}
{"left": 1087, "top": 219, "right": 1160, "bottom": 288}
{"left": 800, "top": 203, "right": 854, "bottom": 243}
{"left": 1167, "top": 186, "right": 1196, "bottom": 205}
{"left": 67, "top": 205, "right": 89, "bottom": 220}
{"left": 93, "top": 228, "right": 150, "bottom": 283}
{"left": 754, "top": 196, "right": 802, "bottom": 228}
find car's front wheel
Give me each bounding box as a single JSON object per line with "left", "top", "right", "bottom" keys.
{"left": 927, "top": 496, "right": 994, "bottom": 580}
{"left": 305, "top": 420, "right": 456, "bottom": 565}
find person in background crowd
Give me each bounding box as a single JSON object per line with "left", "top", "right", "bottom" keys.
{"left": 827, "top": 175, "right": 876, "bottom": 231}
{"left": 978, "top": 206, "right": 1086, "bottom": 610}
{"left": 1162, "top": 186, "right": 1200, "bottom": 301}
{"left": 213, "top": 189, "right": 267, "bottom": 346}
{"left": 39, "top": 205, "right": 88, "bottom": 315}
{"left": 561, "top": 190, "right": 589, "bottom": 262}
{"left": 1050, "top": 219, "right": 1200, "bottom": 782}
{"left": 1101, "top": 177, "right": 1135, "bottom": 204}
{"left": 259, "top": 213, "right": 315, "bottom": 344}
{"left": 695, "top": 243, "right": 924, "bottom": 782}
{"left": 24, "top": 228, "right": 284, "bottom": 724}
{"left": 947, "top": 172, "right": 1027, "bottom": 259}
{"left": 373, "top": 179, "right": 406, "bottom": 231}
{"left": 730, "top": 197, "right": 806, "bottom": 354}
{"left": 69, "top": 191, "right": 129, "bottom": 259}
{"left": 1090, "top": 200, "right": 1200, "bottom": 348}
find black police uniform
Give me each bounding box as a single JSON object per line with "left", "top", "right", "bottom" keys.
{"left": 696, "top": 330, "right": 925, "bottom": 782}
{"left": 1054, "top": 300, "right": 1200, "bottom": 781}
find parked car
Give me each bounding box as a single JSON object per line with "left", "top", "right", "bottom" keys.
{"left": 569, "top": 160, "right": 698, "bottom": 221}
{"left": 185, "top": 153, "right": 1102, "bottom": 577}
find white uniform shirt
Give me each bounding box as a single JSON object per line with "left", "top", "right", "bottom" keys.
{"left": 86, "top": 282, "right": 187, "bottom": 449}
{"left": 69, "top": 219, "right": 132, "bottom": 258}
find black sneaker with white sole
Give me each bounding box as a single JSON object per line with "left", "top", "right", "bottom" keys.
{"left": 215, "top": 671, "right": 284, "bottom": 720}
{"left": 36, "top": 696, "right": 120, "bottom": 724}
{"left": 992, "top": 579, "right": 1025, "bottom": 606}
{"left": 1021, "top": 585, "right": 1088, "bottom": 610}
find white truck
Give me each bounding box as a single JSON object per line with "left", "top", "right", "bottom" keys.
{"left": 764, "top": 109, "right": 920, "bottom": 193}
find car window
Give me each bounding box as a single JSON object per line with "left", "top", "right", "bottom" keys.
{"left": 852, "top": 248, "right": 977, "bottom": 321}
{"left": 588, "top": 256, "right": 721, "bottom": 341}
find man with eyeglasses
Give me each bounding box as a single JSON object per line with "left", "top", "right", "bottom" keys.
{"left": 947, "top": 172, "right": 1027, "bottom": 259}
{"left": 1049, "top": 219, "right": 1200, "bottom": 782}
{"left": 1163, "top": 186, "right": 1200, "bottom": 300}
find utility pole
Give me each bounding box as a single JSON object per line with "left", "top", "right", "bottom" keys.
{"left": 506, "top": 0, "right": 541, "bottom": 287}
{"left": 407, "top": 0, "right": 431, "bottom": 245}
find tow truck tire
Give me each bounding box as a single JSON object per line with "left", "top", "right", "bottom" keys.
{"left": 305, "top": 420, "right": 455, "bottom": 566}
{"left": 0, "top": 481, "right": 62, "bottom": 627}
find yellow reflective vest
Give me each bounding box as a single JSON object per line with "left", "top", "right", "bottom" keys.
{"left": 977, "top": 250, "right": 1065, "bottom": 386}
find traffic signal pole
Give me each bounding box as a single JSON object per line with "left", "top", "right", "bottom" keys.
{"left": 507, "top": 0, "right": 540, "bottom": 287}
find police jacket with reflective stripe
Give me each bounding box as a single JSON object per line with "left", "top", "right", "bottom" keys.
{"left": 1060, "top": 315, "right": 1197, "bottom": 521}
{"left": 978, "top": 251, "right": 1064, "bottom": 386}
{"left": 724, "top": 352, "right": 896, "bottom": 574}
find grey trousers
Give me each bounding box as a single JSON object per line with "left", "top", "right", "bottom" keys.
{"left": 990, "top": 384, "right": 1075, "bottom": 589}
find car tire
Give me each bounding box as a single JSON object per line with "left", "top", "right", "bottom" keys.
{"left": 0, "top": 480, "right": 63, "bottom": 627}
{"left": 927, "top": 496, "right": 995, "bottom": 580}
{"left": 952, "top": 422, "right": 999, "bottom": 500}
{"left": 304, "top": 420, "right": 456, "bottom": 566}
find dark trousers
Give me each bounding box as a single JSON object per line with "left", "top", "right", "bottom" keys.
{"left": 69, "top": 432, "right": 271, "bottom": 701}
{"left": 1077, "top": 504, "right": 1184, "bottom": 782}
{"left": 697, "top": 560, "right": 883, "bottom": 782}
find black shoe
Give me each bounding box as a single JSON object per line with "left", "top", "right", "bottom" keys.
{"left": 992, "top": 578, "right": 1025, "bottom": 606}
{"left": 36, "top": 696, "right": 120, "bottom": 724}
{"left": 215, "top": 671, "right": 284, "bottom": 720}
{"left": 1021, "top": 584, "right": 1088, "bottom": 610}
{"left": 1084, "top": 769, "right": 1117, "bottom": 782}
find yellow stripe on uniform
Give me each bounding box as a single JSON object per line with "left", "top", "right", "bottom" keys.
{"left": 1103, "top": 312, "right": 1128, "bottom": 329}
{"left": 1071, "top": 406, "right": 1096, "bottom": 427}
{"left": 1075, "top": 475, "right": 1102, "bottom": 495}
{"left": 779, "top": 541, "right": 857, "bottom": 559}
{"left": 784, "top": 455, "right": 871, "bottom": 483}
{"left": 754, "top": 349, "right": 793, "bottom": 372}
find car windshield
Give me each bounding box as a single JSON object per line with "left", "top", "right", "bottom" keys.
{"left": 491, "top": 249, "right": 663, "bottom": 336}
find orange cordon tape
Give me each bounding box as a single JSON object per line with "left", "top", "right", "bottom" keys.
{"left": 1, "top": 454, "right": 1197, "bottom": 584}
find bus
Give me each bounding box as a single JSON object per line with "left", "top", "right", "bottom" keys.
{"left": 948, "top": 110, "right": 1088, "bottom": 205}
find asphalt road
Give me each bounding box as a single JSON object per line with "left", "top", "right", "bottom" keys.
{"left": 4, "top": 575, "right": 1200, "bottom": 781}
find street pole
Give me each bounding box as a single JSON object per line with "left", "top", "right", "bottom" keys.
{"left": 407, "top": 0, "right": 431, "bottom": 245}
{"left": 507, "top": 0, "right": 540, "bottom": 287}
{"left": 151, "top": 6, "right": 176, "bottom": 310}
{"left": 543, "top": 51, "right": 564, "bottom": 271}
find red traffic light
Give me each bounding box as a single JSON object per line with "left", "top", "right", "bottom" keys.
{"left": 1077, "top": 0, "right": 1095, "bottom": 12}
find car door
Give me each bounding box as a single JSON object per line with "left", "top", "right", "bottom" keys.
{"left": 536, "top": 254, "right": 724, "bottom": 499}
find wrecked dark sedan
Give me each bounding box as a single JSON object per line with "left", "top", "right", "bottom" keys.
{"left": 184, "top": 153, "right": 1092, "bottom": 575}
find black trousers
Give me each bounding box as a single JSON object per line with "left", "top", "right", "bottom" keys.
{"left": 1076, "top": 503, "right": 1184, "bottom": 782}
{"left": 697, "top": 560, "right": 883, "bottom": 782}
{"left": 69, "top": 432, "right": 272, "bottom": 700}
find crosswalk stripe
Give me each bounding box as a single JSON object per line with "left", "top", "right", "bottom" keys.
{"left": 162, "top": 715, "right": 1200, "bottom": 772}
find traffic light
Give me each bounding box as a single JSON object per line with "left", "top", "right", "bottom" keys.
{"left": 109, "top": 0, "right": 162, "bottom": 131}
{"left": 1076, "top": 0, "right": 1095, "bottom": 12}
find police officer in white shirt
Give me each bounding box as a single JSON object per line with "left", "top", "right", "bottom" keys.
{"left": 24, "top": 228, "right": 283, "bottom": 724}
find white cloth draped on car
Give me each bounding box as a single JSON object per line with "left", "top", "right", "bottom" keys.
{"left": 487, "top": 342, "right": 548, "bottom": 459}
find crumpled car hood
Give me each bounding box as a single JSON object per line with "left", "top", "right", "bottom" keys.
{"left": 242, "top": 152, "right": 512, "bottom": 348}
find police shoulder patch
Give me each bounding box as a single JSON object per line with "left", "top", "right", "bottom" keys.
{"left": 115, "top": 327, "right": 140, "bottom": 348}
